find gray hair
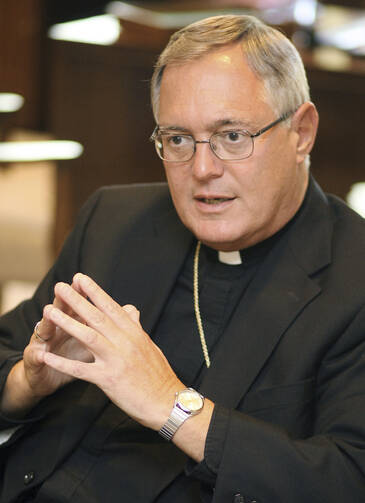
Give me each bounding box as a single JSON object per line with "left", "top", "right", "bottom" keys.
{"left": 151, "top": 14, "right": 310, "bottom": 122}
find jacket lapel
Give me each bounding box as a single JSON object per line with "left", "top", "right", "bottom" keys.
{"left": 199, "top": 178, "right": 333, "bottom": 409}
{"left": 110, "top": 205, "right": 193, "bottom": 334}
{"left": 199, "top": 238, "right": 321, "bottom": 407}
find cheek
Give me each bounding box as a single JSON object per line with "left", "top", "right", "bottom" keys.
{"left": 164, "top": 169, "right": 190, "bottom": 213}
{"left": 164, "top": 164, "right": 191, "bottom": 193}
{"left": 250, "top": 137, "right": 293, "bottom": 188}
{"left": 233, "top": 161, "right": 285, "bottom": 217}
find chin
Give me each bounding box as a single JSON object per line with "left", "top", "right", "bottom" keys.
{"left": 181, "top": 214, "right": 250, "bottom": 250}
{"left": 195, "top": 230, "right": 246, "bottom": 252}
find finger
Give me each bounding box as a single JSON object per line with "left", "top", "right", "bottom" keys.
{"left": 70, "top": 279, "right": 90, "bottom": 326}
{"left": 31, "top": 278, "right": 91, "bottom": 346}
{"left": 31, "top": 319, "right": 51, "bottom": 344}
{"left": 72, "top": 273, "right": 136, "bottom": 332}
{"left": 123, "top": 304, "right": 141, "bottom": 324}
{"left": 54, "top": 292, "right": 69, "bottom": 311}
{"left": 43, "top": 351, "right": 96, "bottom": 384}
{"left": 36, "top": 292, "right": 70, "bottom": 342}
{"left": 53, "top": 281, "right": 120, "bottom": 341}
{"left": 24, "top": 342, "right": 46, "bottom": 367}
{"left": 56, "top": 282, "right": 85, "bottom": 322}
{"left": 40, "top": 302, "right": 75, "bottom": 345}
{"left": 38, "top": 304, "right": 72, "bottom": 350}
{"left": 43, "top": 304, "right": 109, "bottom": 357}
{"left": 71, "top": 278, "right": 89, "bottom": 304}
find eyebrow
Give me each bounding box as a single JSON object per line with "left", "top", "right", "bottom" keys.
{"left": 158, "top": 118, "right": 257, "bottom": 134}
{"left": 211, "top": 118, "right": 256, "bottom": 130}
{"left": 158, "top": 125, "right": 191, "bottom": 133}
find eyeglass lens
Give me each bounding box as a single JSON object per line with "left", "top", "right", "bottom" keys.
{"left": 156, "top": 132, "right": 253, "bottom": 161}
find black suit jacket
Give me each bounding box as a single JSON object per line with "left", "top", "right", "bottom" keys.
{"left": 1, "top": 179, "right": 365, "bottom": 502}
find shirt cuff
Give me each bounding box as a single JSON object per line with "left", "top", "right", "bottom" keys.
{"left": 185, "top": 403, "right": 231, "bottom": 485}
{"left": 0, "top": 425, "right": 22, "bottom": 445}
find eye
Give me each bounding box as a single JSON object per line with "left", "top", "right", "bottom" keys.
{"left": 169, "top": 135, "right": 184, "bottom": 145}
{"left": 226, "top": 131, "right": 241, "bottom": 142}
{"left": 164, "top": 135, "right": 191, "bottom": 148}
{"left": 215, "top": 131, "right": 245, "bottom": 144}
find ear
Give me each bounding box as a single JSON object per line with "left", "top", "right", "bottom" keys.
{"left": 291, "top": 102, "right": 319, "bottom": 165}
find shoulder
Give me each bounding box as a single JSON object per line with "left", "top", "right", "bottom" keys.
{"left": 288, "top": 179, "right": 365, "bottom": 291}
{"left": 96, "top": 182, "right": 171, "bottom": 202}
{"left": 66, "top": 183, "right": 180, "bottom": 289}
{"left": 92, "top": 182, "right": 172, "bottom": 216}
{"left": 327, "top": 192, "right": 365, "bottom": 255}
{"left": 318, "top": 190, "right": 365, "bottom": 303}
{"left": 297, "top": 177, "right": 365, "bottom": 256}
{"left": 77, "top": 182, "right": 174, "bottom": 231}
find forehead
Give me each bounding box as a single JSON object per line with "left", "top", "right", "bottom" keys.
{"left": 159, "top": 44, "right": 271, "bottom": 129}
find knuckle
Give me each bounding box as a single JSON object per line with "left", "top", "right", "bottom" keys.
{"left": 123, "top": 304, "right": 138, "bottom": 314}
{"left": 55, "top": 282, "right": 68, "bottom": 295}
{"left": 89, "top": 309, "right": 105, "bottom": 326}
{"left": 43, "top": 304, "right": 53, "bottom": 316}
{"left": 23, "top": 345, "right": 31, "bottom": 359}
{"left": 71, "top": 292, "right": 83, "bottom": 307}
{"left": 71, "top": 361, "right": 84, "bottom": 378}
{"left": 102, "top": 365, "right": 122, "bottom": 391}
{"left": 56, "top": 283, "right": 81, "bottom": 305}
{"left": 84, "top": 329, "right": 98, "bottom": 346}
{"left": 104, "top": 373, "right": 117, "bottom": 389}
{"left": 105, "top": 300, "right": 119, "bottom": 315}
{"left": 73, "top": 272, "right": 83, "bottom": 283}
{"left": 122, "top": 304, "right": 140, "bottom": 324}
{"left": 85, "top": 277, "right": 97, "bottom": 293}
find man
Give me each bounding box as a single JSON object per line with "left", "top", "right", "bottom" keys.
{"left": 1, "top": 14, "right": 365, "bottom": 503}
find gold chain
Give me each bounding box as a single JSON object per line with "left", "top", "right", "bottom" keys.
{"left": 193, "top": 241, "right": 211, "bottom": 368}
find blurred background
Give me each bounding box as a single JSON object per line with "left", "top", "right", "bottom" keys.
{"left": 0, "top": 0, "right": 364, "bottom": 313}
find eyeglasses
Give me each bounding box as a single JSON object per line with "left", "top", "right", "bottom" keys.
{"left": 150, "top": 111, "right": 293, "bottom": 163}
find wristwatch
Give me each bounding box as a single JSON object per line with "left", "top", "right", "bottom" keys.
{"left": 159, "top": 388, "right": 205, "bottom": 441}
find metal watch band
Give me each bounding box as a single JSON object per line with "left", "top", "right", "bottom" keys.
{"left": 159, "top": 405, "right": 189, "bottom": 441}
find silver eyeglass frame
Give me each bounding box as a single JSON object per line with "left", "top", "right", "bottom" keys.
{"left": 150, "top": 110, "right": 294, "bottom": 163}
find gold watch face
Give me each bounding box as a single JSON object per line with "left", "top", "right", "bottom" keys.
{"left": 178, "top": 389, "right": 204, "bottom": 413}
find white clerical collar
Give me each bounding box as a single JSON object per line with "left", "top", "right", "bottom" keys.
{"left": 218, "top": 250, "right": 242, "bottom": 265}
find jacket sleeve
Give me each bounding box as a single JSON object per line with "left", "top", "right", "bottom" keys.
{"left": 207, "top": 304, "right": 365, "bottom": 503}
{"left": 0, "top": 189, "right": 102, "bottom": 429}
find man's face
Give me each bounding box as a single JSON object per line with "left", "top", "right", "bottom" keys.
{"left": 158, "top": 43, "right": 309, "bottom": 251}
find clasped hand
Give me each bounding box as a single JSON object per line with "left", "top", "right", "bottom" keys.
{"left": 31, "top": 273, "right": 182, "bottom": 430}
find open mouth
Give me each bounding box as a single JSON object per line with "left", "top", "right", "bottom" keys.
{"left": 198, "top": 197, "right": 234, "bottom": 205}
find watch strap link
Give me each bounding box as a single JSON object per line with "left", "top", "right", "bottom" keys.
{"left": 159, "top": 404, "right": 188, "bottom": 441}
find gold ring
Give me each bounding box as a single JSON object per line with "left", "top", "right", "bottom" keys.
{"left": 34, "top": 321, "right": 46, "bottom": 343}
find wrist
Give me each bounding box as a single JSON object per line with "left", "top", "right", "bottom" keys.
{"left": 173, "top": 398, "right": 215, "bottom": 462}
{"left": 159, "top": 387, "right": 205, "bottom": 441}
{"left": 1, "top": 361, "right": 42, "bottom": 418}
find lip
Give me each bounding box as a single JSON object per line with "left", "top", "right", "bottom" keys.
{"left": 193, "top": 194, "right": 236, "bottom": 212}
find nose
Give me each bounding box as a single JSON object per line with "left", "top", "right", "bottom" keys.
{"left": 191, "top": 140, "right": 224, "bottom": 181}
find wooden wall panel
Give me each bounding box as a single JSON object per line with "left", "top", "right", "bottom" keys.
{"left": 46, "top": 39, "right": 365, "bottom": 252}
{"left": 306, "top": 61, "right": 365, "bottom": 200}
{"left": 46, "top": 41, "right": 165, "bottom": 251}
{"left": 0, "top": 0, "right": 46, "bottom": 129}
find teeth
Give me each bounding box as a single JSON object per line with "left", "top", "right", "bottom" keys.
{"left": 202, "top": 198, "right": 228, "bottom": 204}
